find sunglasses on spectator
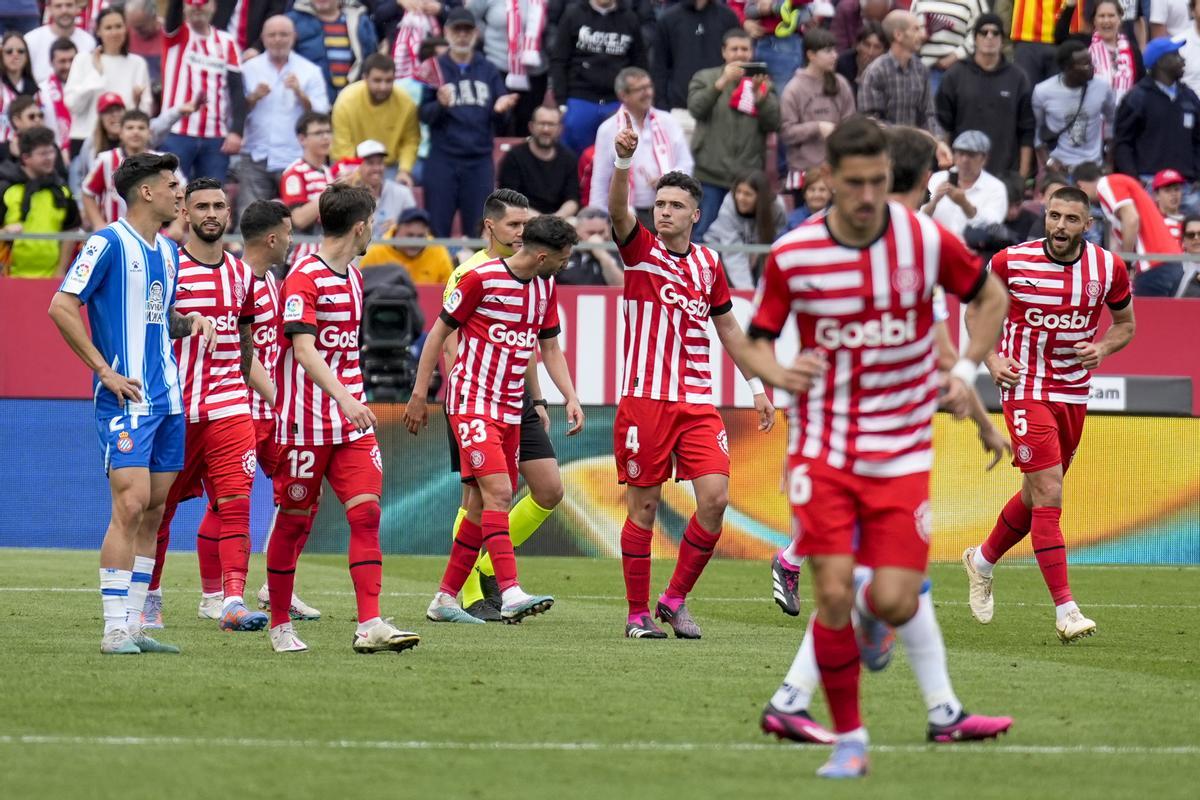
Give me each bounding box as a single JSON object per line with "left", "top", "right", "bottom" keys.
{"left": 1185, "top": 230, "right": 1200, "bottom": 239}
{"left": 977, "top": 28, "right": 1002, "bottom": 38}
{"left": 3, "top": 48, "right": 28, "bottom": 55}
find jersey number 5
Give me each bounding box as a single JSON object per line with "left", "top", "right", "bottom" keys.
{"left": 458, "top": 419, "right": 487, "bottom": 447}
{"left": 1012, "top": 409, "right": 1028, "bottom": 437}
{"left": 288, "top": 449, "right": 315, "bottom": 479}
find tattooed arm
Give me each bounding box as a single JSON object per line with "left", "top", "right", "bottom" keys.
{"left": 169, "top": 309, "right": 216, "bottom": 352}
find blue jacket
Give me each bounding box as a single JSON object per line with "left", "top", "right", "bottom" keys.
{"left": 1113, "top": 77, "right": 1200, "bottom": 181}
{"left": 420, "top": 54, "right": 508, "bottom": 160}
{"left": 287, "top": 0, "right": 379, "bottom": 101}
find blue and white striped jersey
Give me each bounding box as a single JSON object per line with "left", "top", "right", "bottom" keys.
{"left": 59, "top": 219, "right": 184, "bottom": 417}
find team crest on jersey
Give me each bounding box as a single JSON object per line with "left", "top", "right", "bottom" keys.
{"left": 283, "top": 295, "right": 304, "bottom": 322}
{"left": 626, "top": 459, "right": 642, "bottom": 479}
{"left": 116, "top": 431, "right": 134, "bottom": 453}
{"left": 288, "top": 483, "right": 308, "bottom": 502}
{"left": 701, "top": 265, "right": 714, "bottom": 291}
{"left": 892, "top": 267, "right": 921, "bottom": 293}
{"left": 445, "top": 289, "right": 464, "bottom": 313}
{"left": 241, "top": 449, "right": 257, "bottom": 477}
{"left": 1085, "top": 280, "right": 1102, "bottom": 299}
{"left": 370, "top": 445, "right": 382, "bottom": 472}
{"left": 716, "top": 430, "right": 729, "bottom": 455}
{"left": 233, "top": 277, "right": 246, "bottom": 308}
{"left": 469, "top": 450, "right": 485, "bottom": 469}
{"left": 146, "top": 281, "right": 166, "bottom": 324}
{"left": 537, "top": 298, "right": 548, "bottom": 317}
{"left": 1016, "top": 444, "right": 1033, "bottom": 463}
{"left": 914, "top": 500, "right": 932, "bottom": 543}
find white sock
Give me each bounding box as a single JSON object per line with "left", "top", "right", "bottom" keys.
{"left": 223, "top": 595, "right": 244, "bottom": 610}
{"left": 356, "top": 616, "right": 382, "bottom": 634}
{"left": 1055, "top": 600, "right": 1079, "bottom": 622}
{"left": 148, "top": 587, "right": 163, "bottom": 598}
{"left": 780, "top": 541, "right": 805, "bottom": 570}
{"left": 202, "top": 591, "right": 223, "bottom": 600}
{"left": 973, "top": 547, "right": 995, "bottom": 577}
{"left": 501, "top": 585, "right": 531, "bottom": 606}
{"left": 837, "top": 727, "right": 869, "bottom": 745}
{"left": 853, "top": 566, "right": 876, "bottom": 621}
{"left": 896, "top": 588, "right": 963, "bottom": 726}
{"left": 100, "top": 568, "right": 131, "bottom": 634}
{"left": 124, "top": 556, "right": 155, "bottom": 635}
{"left": 771, "top": 614, "right": 819, "bottom": 712}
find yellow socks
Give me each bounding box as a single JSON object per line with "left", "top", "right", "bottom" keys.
{"left": 461, "top": 495, "right": 555, "bottom": 607}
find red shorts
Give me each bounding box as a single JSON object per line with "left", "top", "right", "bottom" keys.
{"left": 1003, "top": 400, "right": 1087, "bottom": 474}
{"left": 274, "top": 434, "right": 383, "bottom": 511}
{"left": 613, "top": 397, "right": 729, "bottom": 486}
{"left": 253, "top": 416, "right": 282, "bottom": 479}
{"left": 787, "top": 456, "right": 932, "bottom": 572}
{"left": 168, "top": 415, "right": 257, "bottom": 506}
{"left": 448, "top": 413, "right": 519, "bottom": 489}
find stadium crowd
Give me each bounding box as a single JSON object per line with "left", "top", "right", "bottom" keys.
{"left": 1, "top": 0, "right": 1199, "bottom": 297}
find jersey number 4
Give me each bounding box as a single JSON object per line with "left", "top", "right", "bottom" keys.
{"left": 458, "top": 419, "right": 487, "bottom": 448}
{"left": 625, "top": 426, "right": 640, "bottom": 454}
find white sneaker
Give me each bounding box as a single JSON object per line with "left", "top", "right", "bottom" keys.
{"left": 198, "top": 594, "right": 223, "bottom": 620}
{"left": 269, "top": 623, "right": 309, "bottom": 653}
{"left": 352, "top": 619, "right": 421, "bottom": 654}
{"left": 100, "top": 628, "right": 141, "bottom": 655}
{"left": 1056, "top": 609, "right": 1096, "bottom": 643}
{"left": 257, "top": 583, "right": 321, "bottom": 620}
{"left": 962, "top": 547, "right": 994, "bottom": 624}
{"left": 426, "top": 591, "right": 485, "bottom": 624}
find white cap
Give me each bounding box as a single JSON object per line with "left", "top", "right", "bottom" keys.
{"left": 356, "top": 139, "right": 387, "bottom": 159}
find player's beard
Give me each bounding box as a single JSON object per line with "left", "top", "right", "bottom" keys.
{"left": 191, "top": 221, "right": 227, "bottom": 243}
{"left": 1048, "top": 231, "right": 1082, "bottom": 261}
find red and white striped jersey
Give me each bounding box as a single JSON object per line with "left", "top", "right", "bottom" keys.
{"left": 224, "top": 0, "right": 253, "bottom": 51}
{"left": 615, "top": 222, "right": 733, "bottom": 405}
{"left": 751, "top": 203, "right": 986, "bottom": 478}
{"left": 0, "top": 82, "right": 17, "bottom": 144}
{"left": 173, "top": 248, "right": 256, "bottom": 422}
{"left": 162, "top": 22, "right": 242, "bottom": 139}
{"left": 1094, "top": 174, "right": 1182, "bottom": 271}
{"left": 276, "top": 255, "right": 368, "bottom": 446}
{"left": 1164, "top": 215, "right": 1183, "bottom": 244}
{"left": 991, "top": 239, "right": 1131, "bottom": 404}
{"left": 83, "top": 148, "right": 127, "bottom": 225}
{"left": 279, "top": 159, "right": 331, "bottom": 267}
{"left": 249, "top": 270, "right": 281, "bottom": 421}
{"left": 442, "top": 258, "right": 560, "bottom": 424}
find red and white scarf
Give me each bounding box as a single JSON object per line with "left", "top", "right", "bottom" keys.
{"left": 393, "top": 12, "right": 440, "bottom": 80}
{"left": 620, "top": 107, "right": 673, "bottom": 191}
{"left": 1089, "top": 32, "right": 1135, "bottom": 101}
{"left": 728, "top": 77, "right": 769, "bottom": 117}
{"left": 38, "top": 76, "right": 72, "bottom": 151}
{"left": 505, "top": 0, "right": 547, "bottom": 91}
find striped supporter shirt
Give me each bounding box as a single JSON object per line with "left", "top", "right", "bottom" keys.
{"left": 750, "top": 203, "right": 985, "bottom": 478}
{"left": 991, "top": 239, "right": 1131, "bottom": 404}
{"left": 279, "top": 158, "right": 331, "bottom": 268}
{"left": 1010, "top": 0, "right": 1082, "bottom": 45}
{"left": 323, "top": 17, "right": 353, "bottom": 92}
{"left": 162, "top": 22, "right": 242, "bottom": 138}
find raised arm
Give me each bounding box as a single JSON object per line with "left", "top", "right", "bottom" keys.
{"left": 609, "top": 110, "right": 640, "bottom": 244}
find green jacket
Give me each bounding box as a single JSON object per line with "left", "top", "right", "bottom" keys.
{"left": 0, "top": 174, "right": 80, "bottom": 278}
{"left": 687, "top": 66, "right": 782, "bottom": 189}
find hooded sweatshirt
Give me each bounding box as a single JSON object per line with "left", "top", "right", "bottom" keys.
{"left": 419, "top": 53, "right": 509, "bottom": 159}
{"left": 551, "top": 1, "right": 647, "bottom": 103}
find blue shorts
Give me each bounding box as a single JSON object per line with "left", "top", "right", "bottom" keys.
{"left": 96, "top": 412, "right": 186, "bottom": 474}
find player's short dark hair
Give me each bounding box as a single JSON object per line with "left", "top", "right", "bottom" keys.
{"left": 722, "top": 28, "right": 750, "bottom": 45}
{"left": 185, "top": 177, "right": 224, "bottom": 198}
{"left": 18, "top": 125, "right": 57, "bottom": 157}
{"left": 484, "top": 188, "right": 530, "bottom": 221}
{"left": 1071, "top": 162, "right": 1103, "bottom": 184}
{"left": 1047, "top": 186, "right": 1091, "bottom": 212}
{"left": 295, "top": 110, "right": 331, "bottom": 137}
{"left": 887, "top": 126, "right": 936, "bottom": 194}
{"left": 121, "top": 109, "right": 150, "bottom": 126}
{"left": 656, "top": 171, "right": 703, "bottom": 207}
{"left": 319, "top": 182, "right": 376, "bottom": 236}
{"left": 114, "top": 151, "right": 180, "bottom": 201}
{"left": 522, "top": 214, "right": 580, "bottom": 252}
{"left": 49, "top": 35, "right": 78, "bottom": 58}
{"left": 826, "top": 115, "right": 889, "bottom": 169}
{"left": 240, "top": 199, "right": 292, "bottom": 241}
{"left": 362, "top": 52, "right": 395, "bottom": 76}
{"left": 7, "top": 94, "right": 38, "bottom": 121}
{"left": 1056, "top": 39, "right": 1088, "bottom": 70}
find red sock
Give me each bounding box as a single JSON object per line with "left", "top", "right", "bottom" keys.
{"left": 981, "top": 491, "right": 1033, "bottom": 564}
{"left": 482, "top": 509, "right": 518, "bottom": 590}
{"left": 621, "top": 518, "right": 654, "bottom": 616}
{"left": 665, "top": 515, "right": 720, "bottom": 603}
{"left": 196, "top": 507, "right": 222, "bottom": 594}
{"left": 217, "top": 497, "right": 251, "bottom": 600}
{"left": 266, "top": 511, "right": 309, "bottom": 628}
{"left": 813, "top": 619, "right": 862, "bottom": 733}
{"left": 439, "top": 517, "right": 482, "bottom": 596}
{"left": 148, "top": 502, "right": 177, "bottom": 592}
{"left": 347, "top": 501, "right": 383, "bottom": 623}
{"left": 1030, "top": 506, "right": 1072, "bottom": 605}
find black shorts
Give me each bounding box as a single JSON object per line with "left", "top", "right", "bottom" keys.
{"left": 445, "top": 396, "right": 556, "bottom": 473}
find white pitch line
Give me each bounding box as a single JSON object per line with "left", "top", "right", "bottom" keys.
{"left": 0, "top": 734, "right": 1196, "bottom": 757}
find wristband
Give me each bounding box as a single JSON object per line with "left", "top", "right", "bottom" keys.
{"left": 950, "top": 357, "right": 978, "bottom": 387}
{"left": 614, "top": 155, "right": 633, "bottom": 170}
{"left": 531, "top": 399, "right": 548, "bottom": 408}
{"left": 747, "top": 377, "right": 765, "bottom": 395}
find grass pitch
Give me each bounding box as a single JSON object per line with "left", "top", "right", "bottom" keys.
{"left": 1, "top": 549, "right": 1197, "bottom": 800}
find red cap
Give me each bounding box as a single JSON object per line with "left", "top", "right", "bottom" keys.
{"left": 96, "top": 92, "right": 126, "bottom": 114}
{"left": 185, "top": 0, "right": 210, "bottom": 6}
{"left": 1152, "top": 169, "right": 1186, "bottom": 191}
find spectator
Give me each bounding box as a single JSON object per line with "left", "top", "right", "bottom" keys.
{"left": 1182, "top": 0, "right": 1200, "bottom": 97}
{"left": 468, "top": 0, "right": 552, "bottom": 136}
{"left": 652, "top": 0, "right": 740, "bottom": 133}
{"left": 1060, "top": 0, "right": 1141, "bottom": 110}
{"left": 923, "top": 129, "right": 1008, "bottom": 239}
{"left": 1, "top": 32, "right": 37, "bottom": 144}
{"left": 739, "top": 0, "right": 805, "bottom": 93}
{"left": 590, "top": 66, "right": 692, "bottom": 229}
{"left": 350, "top": 139, "right": 418, "bottom": 239}
{"left": 833, "top": 0, "right": 894, "bottom": 52}
{"left": 702, "top": 170, "right": 786, "bottom": 289}
{"left": 402, "top": 35, "right": 450, "bottom": 175}
{"left": 557, "top": 206, "right": 624, "bottom": 285}
{"left": 551, "top": 0, "right": 647, "bottom": 154}
{"left": 360, "top": 207, "right": 455, "bottom": 285}
{"left": 1033, "top": 39, "right": 1114, "bottom": 171}
{"left": 910, "top": 0, "right": 986, "bottom": 93}
{"left": 962, "top": 171, "right": 1042, "bottom": 262}
{"left": 782, "top": 27, "right": 856, "bottom": 187}
{"left": 125, "top": 0, "right": 164, "bottom": 81}
{"left": 237, "top": 14, "right": 329, "bottom": 222}
{"left": 937, "top": 13, "right": 1034, "bottom": 179}
{"left": 288, "top": 0, "right": 378, "bottom": 102}
{"left": 0, "top": 95, "right": 68, "bottom": 179}
{"left": 836, "top": 21, "right": 886, "bottom": 97}
{"left": 1152, "top": 168, "right": 1187, "bottom": 242}
{"left": 165, "top": 0, "right": 289, "bottom": 57}
{"left": 25, "top": 0, "right": 95, "bottom": 84}
{"left": 280, "top": 110, "right": 334, "bottom": 267}
{"left": 332, "top": 53, "right": 420, "bottom": 186}
{"left": 1114, "top": 37, "right": 1200, "bottom": 195}
{"left": 162, "top": 0, "right": 246, "bottom": 182}
{"left": 858, "top": 10, "right": 942, "bottom": 133}
{"left": 64, "top": 7, "right": 153, "bottom": 159}
{"left": 1149, "top": 0, "right": 1190, "bottom": 38}
{"left": 74, "top": 92, "right": 126, "bottom": 197}
{"left": 39, "top": 37, "right": 75, "bottom": 154}
{"left": 689, "top": 28, "right": 781, "bottom": 238}
{"left": 81, "top": 109, "right": 154, "bottom": 230}
{"left": 1026, "top": 168, "right": 1071, "bottom": 239}
{"left": 1074, "top": 162, "right": 1184, "bottom": 272}
{"left": 1175, "top": 214, "right": 1200, "bottom": 296}
{"left": 0, "top": 126, "right": 81, "bottom": 278}
{"left": 497, "top": 105, "right": 581, "bottom": 216}
{"left": 786, "top": 166, "right": 832, "bottom": 229}
{"left": 371, "top": 0, "right": 440, "bottom": 55}
{"left": 1011, "top": 0, "right": 1080, "bottom": 85}
{"left": 420, "top": 8, "right": 517, "bottom": 238}
{"left": 0, "top": 2, "right": 40, "bottom": 37}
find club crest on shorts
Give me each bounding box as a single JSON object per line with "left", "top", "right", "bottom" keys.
{"left": 241, "top": 449, "right": 257, "bottom": 476}
{"left": 370, "top": 445, "right": 382, "bottom": 472}
{"left": 469, "top": 450, "right": 485, "bottom": 469}
{"left": 716, "top": 430, "right": 729, "bottom": 455}
{"left": 627, "top": 458, "right": 642, "bottom": 479}
{"left": 1016, "top": 444, "right": 1033, "bottom": 463}
{"left": 914, "top": 500, "right": 932, "bottom": 543}
{"left": 892, "top": 266, "right": 921, "bottom": 293}
{"left": 1085, "top": 280, "right": 1102, "bottom": 299}
{"left": 288, "top": 483, "right": 308, "bottom": 502}
{"left": 116, "top": 431, "right": 134, "bottom": 453}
